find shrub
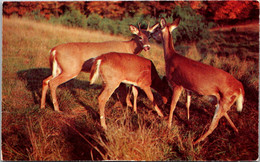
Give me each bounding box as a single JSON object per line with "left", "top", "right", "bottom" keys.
{"left": 49, "top": 8, "right": 87, "bottom": 28}
{"left": 164, "top": 5, "right": 215, "bottom": 44}
{"left": 86, "top": 13, "right": 103, "bottom": 30}
{"left": 24, "top": 9, "right": 46, "bottom": 21}
{"left": 84, "top": 13, "right": 158, "bottom": 36}
{"left": 59, "top": 9, "right": 87, "bottom": 28}
{"left": 22, "top": 6, "right": 214, "bottom": 42}
{"left": 99, "top": 17, "right": 120, "bottom": 35}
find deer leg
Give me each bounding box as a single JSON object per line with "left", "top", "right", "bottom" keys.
{"left": 194, "top": 95, "right": 237, "bottom": 144}
{"left": 142, "top": 86, "right": 164, "bottom": 117}
{"left": 193, "top": 104, "right": 225, "bottom": 145}
{"left": 222, "top": 93, "right": 239, "bottom": 132}
{"left": 48, "top": 72, "right": 78, "bottom": 112}
{"left": 40, "top": 75, "right": 53, "bottom": 109}
{"left": 98, "top": 82, "right": 120, "bottom": 130}
{"left": 117, "top": 83, "right": 132, "bottom": 107}
{"left": 132, "top": 86, "right": 138, "bottom": 113}
{"left": 125, "top": 86, "right": 133, "bottom": 108}
{"left": 224, "top": 113, "right": 238, "bottom": 133}
{"left": 168, "top": 85, "right": 183, "bottom": 128}
{"left": 186, "top": 90, "right": 191, "bottom": 120}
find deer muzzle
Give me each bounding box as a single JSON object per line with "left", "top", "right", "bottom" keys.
{"left": 143, "top": 45, "right": 150, "bottom": 51}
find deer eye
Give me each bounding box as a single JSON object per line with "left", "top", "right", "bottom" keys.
{"left": 139, "top": 36, "right": 143, "bottom": 40}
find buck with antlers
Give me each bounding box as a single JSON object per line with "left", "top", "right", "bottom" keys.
{"left": 40, "top": 24, "right": 159, "bottom": 112}
{"left": 89, "top": 52, "right": 171, "bottom": 130}
{"left": 151, "top": 18, "right": 245, "bottom": 144}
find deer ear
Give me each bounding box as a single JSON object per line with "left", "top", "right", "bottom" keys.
{"left": 169, "top": 25, "right": 177, "bottom": 33}
{"left": 160, "top": 18, "right": 166, "bottom": 29}
{"left": 169, "top": 18, "right": 180, "bottom": 33}
{"left": 129, "top": 25, "right": 139, "bottom": 35}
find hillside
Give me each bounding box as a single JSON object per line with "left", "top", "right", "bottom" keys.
{"left": 2, "top": 17, "right": 259, "bottom": 160}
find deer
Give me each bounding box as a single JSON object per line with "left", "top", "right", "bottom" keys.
{"left": 89, "top": 52, "right": 171, "bottom": 130}
{"left": 151, "top": 18, "right": 245, "bottom": 144}
{"left": 40, "top": 24, "right": 159, "bottom": 112}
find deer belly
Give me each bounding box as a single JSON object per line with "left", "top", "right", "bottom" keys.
{"left": 122, "top": 80, "right": 138, "bottom": 86}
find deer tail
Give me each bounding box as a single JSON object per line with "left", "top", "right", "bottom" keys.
{"left": 236, "top": 88, "right": 244, "bottom": 112}
{"left": 50, "top": 50, "right": 61, "bottom": 78}
{"left": 90, "top": 59, "right": 102, "bottom": 85}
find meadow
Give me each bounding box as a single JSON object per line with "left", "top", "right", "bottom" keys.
{"left": 2, "top": 16, "right": 259, "bottom": 160}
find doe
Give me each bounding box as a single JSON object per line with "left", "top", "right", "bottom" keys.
{"left": 89, "top": 52, "right": 171, "bottom": 130}
{"left": 152, "top": 18, "right": 245, "bottom": 144}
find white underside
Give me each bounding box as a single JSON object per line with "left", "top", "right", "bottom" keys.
{"left": 122, "top": 80, "right": 138, "bottom": 86}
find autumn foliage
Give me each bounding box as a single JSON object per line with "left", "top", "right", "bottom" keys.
{"left": 3, "top": 1, "right": 259, "bottom": 24}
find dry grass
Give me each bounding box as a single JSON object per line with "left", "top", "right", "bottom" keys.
{"left": 2, "top": 16, "right": 258, "bottom": 161}
{"left": 26, "top": 117, "right": 65, "bottom": 160}
{"left": 95, "top": 112, "right": 178, "bottom": 160}
{"left": 3, "top": 17, "right": 126, "bottom": 69}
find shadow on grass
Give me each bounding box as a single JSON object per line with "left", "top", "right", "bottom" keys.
{"left": 17, "top": 68, "right": 51, "bottom": 104}
{"left": 60, "top": 116, "right": 107, "bottom": 160}
{"left": 17, "top": 68, "right": 104, "bottom": 119}
{"left": 17, "top": 68, "right": 97, "bottom": 105}
{"left": 17, "top": 68, "right": 131, "bottom": 105}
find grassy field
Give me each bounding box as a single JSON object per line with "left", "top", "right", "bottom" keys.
{"left": 2, "top": 16, "right": 259, "bottom": 160}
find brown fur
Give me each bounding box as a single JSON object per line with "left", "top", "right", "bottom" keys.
{"left": 90, "top": 52, "right": 170, "bottom": 129}
{"left": 153, "top": 18, "right": 245, "bottom": 144}
{"left": 40, "top": 24, "right": 159, "bottom": 111}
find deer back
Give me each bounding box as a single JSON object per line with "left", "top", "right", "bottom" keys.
{"left": 95, "top": 52, "right": 153, "bottom": 86}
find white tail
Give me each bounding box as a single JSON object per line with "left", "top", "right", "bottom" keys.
{"left": 40, "top": 23, "right": 159, "bottom": 111}
{"left": 90, "top": 59, "right": 101, "bottom": 85}
{"left": 152, "top": 18, "right": 245, "bottom": 144}
{"left": 236, "top": 89, "right": 244, "bottom": 112}
{"left": 51, "top": 50, "right": 61, "bottom": 78}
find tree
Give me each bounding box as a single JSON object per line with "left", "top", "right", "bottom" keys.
{"left": 204, "top": 1, "right": 259, "bottom": 23}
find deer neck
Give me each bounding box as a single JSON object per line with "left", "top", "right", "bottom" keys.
{"left": 127, "top": 38, "right": 143, "bottom": 55}
{"left": 162, "top": 30, "right": 176, "bottom": 60}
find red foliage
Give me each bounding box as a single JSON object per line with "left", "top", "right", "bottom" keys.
{"left": 2, "top": 1, "right": 259, "bottom": 23}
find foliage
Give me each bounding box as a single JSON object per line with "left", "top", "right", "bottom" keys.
{"left": 4, "top": 1, "right": 258, "bottom": 42}
{"left": 86, "top": 1, "right": 126, "bottom": 19}
{"left": 3, "top": 1, "right": 259, "bottom": 23}
{"left": 85, "top": 13, "right": 102, "bottom": 30}
{"left": 165, "top": 5, "right": 215, "bottom": 43}
{"left": 24, "top": 9, "right": 46, "bottom": 21}
{"left": 84, "top": 13, "right": 157, "bottom": 36}
{"left": 50, "top": 8, "right": 87, "bottom": 28}
{"left": 204, "top": 1, "right": 259, "bottom": 21}
{"left": 23, "top": 5, "right": 215, "bottom": 44}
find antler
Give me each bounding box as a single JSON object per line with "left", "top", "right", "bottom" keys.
{"left": 147, "top": 21, "right": 150, "bottom": 31}
{"left": 138, "top": 22, "right": 141, "bottom": 30}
